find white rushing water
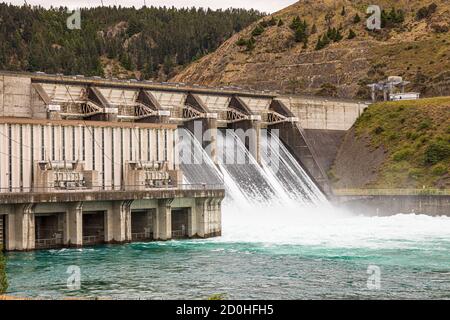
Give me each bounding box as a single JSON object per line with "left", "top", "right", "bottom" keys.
{"left": 178, "top": 128, "right": 450, "bottom": 250}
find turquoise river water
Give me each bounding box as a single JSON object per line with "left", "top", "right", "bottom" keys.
{"left": 5, "top": 204, "right": 450, "bottom": 300}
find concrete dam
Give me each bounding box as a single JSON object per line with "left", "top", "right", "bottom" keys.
{"left": 0, "top": 71, "right": 368, "bottom": 251}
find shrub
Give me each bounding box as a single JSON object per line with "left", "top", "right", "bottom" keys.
{"left": 353, "top": 14, "right": 361, "bottom": 24}
{"left": 245, "top": 37, "right": 256, "bottom": 51}
{"left": 236, "top": 38, "right": 247, "bottom": 46}
{"left": 409, "top": 132, "right": 420, "bottom": 140}
{"left": 424, "top": 140, "right": 450, "bottom": 165}
{"left": 431, "top": 164, "right": 448, "bottom": 176}
{"left": 393, "top": 147, "right": 413, "bottom": 161}
{"left": 418, "top": 119, "right": 431, "bottom": 130}
{"left": 268, "top": 17, "right": 277, "bottom": 26}
{"left": 408, "top": 168, "right": 423, "bottom": 180}
{"left": 388, "top": 132, "right": 400, "bottom": 141}
{"left": 277, "top": 19, "right": 284, "bottom": 27}
{"left": 316, "top": 83, "right": 338, "bottom": 97}
{"left": 0, "top": 245, "right": 7, "bottom": 294}
{"left": 373, "top": 126, "right": 384, "bottom": 135}
{"left": 251, "top": 24, "right": 265, "bottom": 37}
{"left": 416, "top": 3, "right": 438, "bottom": 21}
{"left": 348, "top": 29, "right": 356, "bottom": 39}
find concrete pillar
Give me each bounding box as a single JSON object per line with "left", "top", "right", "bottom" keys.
{"left": 14, "top": 204, "right": 35, "bottom": 251}
{"left": 104, "top": 207, "right": 113, "bottom": 243}
{"left": 111, "top": 200, "right": 133, "bottom": 243}
{"left": 66, "top": 202, "right": 83, "bottom": 247}
{"left": 194, "top": 198, "right": 222, "bottom": 238}
{"left": 5, "top": 213, "right": 15, "bottom": 251}
{"left": 194, "top": 198, "right": 209, "bottom": 238}
{"left": 154, "top": 199, "right": 173, "bottom": 240}
{"left": 187, "top": 207, "right": 196, "bottom": 238}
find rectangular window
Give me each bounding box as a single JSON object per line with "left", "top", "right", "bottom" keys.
{"left": 82, "top": 126, "right": 85, "bottom": 161}
{"left": 41, "top": 125, "right": 45, "bottom": 161}
{"left": 120, "top": 128, "right": 124, "bottom": 187}
{"left": 129, "top": 128, "right": 133, "bottom": 161}
{"left": 62, "top": 126, "right": 66, "bottom": 161}
{"left": 72, "top": 126, "right": 76, "bottom": 161}
{"left": 51, "top": 125, "right": 55, "bottom": 161}
{"left": 147, "top": 129, "right": 151, "bottom": 161}
{"left": 164, "top": 129, "right": 168, "bottom": 161}
{"left": 19, "top": 125, "right": 23, "bottom": 191}
{"left": 101, "top": 127, "right": 105, "bottom": 189}
{"left": 31, "top": 126, "right": 34, "bottom": 188}
{"left": 111, "top": 128, "right": 115, "bottom": 188}
{"left": 92, "top": 127, "right": 95, "bottom": 170}
{"left": 138, "top": 128, "right": 142, "bottom": 161}
{"left": 8, "top": 124, "right": 12, "bottom": 192}
{"left": 156, "top": 130, "right": 159, "bottom": 162}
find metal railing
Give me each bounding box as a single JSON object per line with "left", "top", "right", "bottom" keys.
{"left": 0, "top": 183, "right": 224, "bottom": 194}
{"left": 171, "top": 230, "right": 187, "bottom": 238}
{"left": 131, "top": 231, "right": 153, "bottom": 241}
{"left": 334, "top": 189, "right": 450, "bottom": 196}
{"left": 36, "top": 238, "right": 63, "bottom": 248}
{"left": 83, "top": 235, "right": 102, "bottom": 245}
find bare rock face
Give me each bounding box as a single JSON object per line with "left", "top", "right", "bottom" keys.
{"left": 172, "top": 0, "right": 450, "bottom": 99}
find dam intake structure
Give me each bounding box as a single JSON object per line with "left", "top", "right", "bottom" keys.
{"left": 0, "top": 71, "right": 367, "bottom": 251}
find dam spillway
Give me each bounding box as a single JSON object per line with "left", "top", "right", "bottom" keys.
{"left": 0, "top": 71, "right": 367, "bottom": 251}
{"left": 179, "top": 128, "right": 326, "bottom": 209}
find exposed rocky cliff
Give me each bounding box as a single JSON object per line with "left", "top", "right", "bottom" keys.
{"left": 172, "top": 0, "right": 450, "bottom": 99}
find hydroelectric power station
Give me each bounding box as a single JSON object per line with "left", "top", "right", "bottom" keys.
{"left": 0, "top": 71, "right": 368, "bottom": 251}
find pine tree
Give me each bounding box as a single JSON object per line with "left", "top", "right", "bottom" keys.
{"left": 353, "top": 14, "right": 361, "bottom": 24}
{"left": 348, "top": 29, "right": 356, "bottom": 39}
{"left": 251, "top": 24, "right": 265, "bottom": 37}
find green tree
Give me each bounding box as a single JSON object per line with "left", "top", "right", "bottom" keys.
{"left": 353, "top": 14, "right": 361, "bottom": 24}
{"left": 268, "top": 17, "right": 277, "bottom": 26}
{"left": 348, "top": 29, "right": 357, "bottom": 39}
{"left": 251, "top": 24, "right": 265, "bottom": 37}
{"left": 0, "top": 4, "right": 263, "bottom": 79}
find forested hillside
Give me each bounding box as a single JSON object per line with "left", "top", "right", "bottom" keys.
{"left": 0, "top": 4, "right": 262, "bottom": 80}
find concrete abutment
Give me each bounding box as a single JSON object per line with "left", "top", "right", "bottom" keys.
{"left": 0, "top": 192, "right": 223, "bottom": 251}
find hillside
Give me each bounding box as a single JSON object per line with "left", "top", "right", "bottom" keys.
{"left": 172, "top": 0, "right": 450, "bottom": 99}
{"left": 0, "top": 4, "right": 262, "bottom": 80}
{"left": 331, "top": 97, "right": 450, "bottom": 189}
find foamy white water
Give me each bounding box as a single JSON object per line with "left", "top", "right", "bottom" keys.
{"left": 220, "top": 203, "right": 450, "bottom": 249}
{"left": 179, "top": 128, "right": 450, "bottom": 253}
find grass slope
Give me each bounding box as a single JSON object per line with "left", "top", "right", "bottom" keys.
{"left": 354, "top": 97, "right": 450, "bottom": 188}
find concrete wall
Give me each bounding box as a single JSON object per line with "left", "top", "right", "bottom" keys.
{"left": 0, "top": 119, "right": 176, "bottom": 192}
{"left": 303, "top": 129, "right": 347, "bottom": 173}
{"left": 278, "top": 96, "right": 369, "bottom": 130}
{"left": 0, "top": 75, "right": 32, "bottom": 118}
{"left": 335, "top": 195, "right": 450, "bottom": 216}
